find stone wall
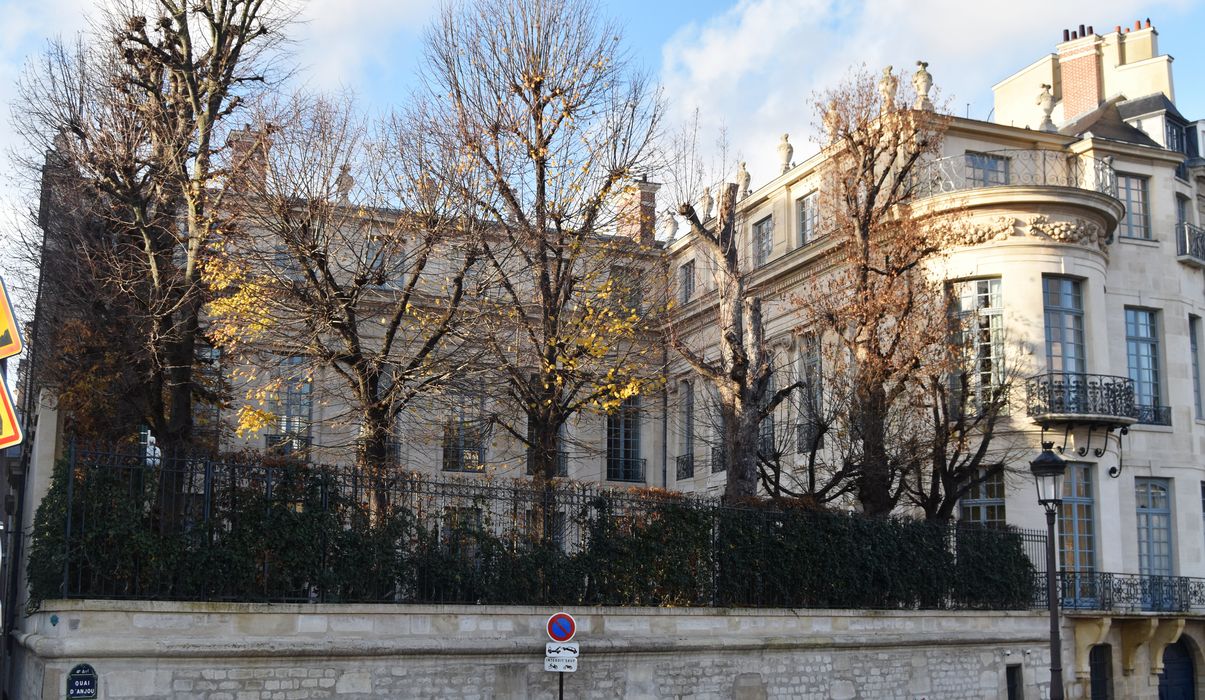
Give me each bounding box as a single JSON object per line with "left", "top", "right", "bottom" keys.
{"left": 12, "top": 601, "right": 1056, "bottom": 699}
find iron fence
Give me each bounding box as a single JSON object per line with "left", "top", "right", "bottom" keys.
{"left": 29, "top": 446, "right": 1045, "bottom": 611}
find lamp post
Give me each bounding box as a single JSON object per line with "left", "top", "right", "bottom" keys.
{"left": 1031, "top": 441, "right": 1067, "bottom": 700}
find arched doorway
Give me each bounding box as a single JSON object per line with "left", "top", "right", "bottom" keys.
{"left": 1160, "top": 638, "right": 1196, "bottom": 700}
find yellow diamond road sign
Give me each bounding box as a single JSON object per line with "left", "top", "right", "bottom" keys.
{"left": 0, "top": 276, "right": 24, "bottom": 450}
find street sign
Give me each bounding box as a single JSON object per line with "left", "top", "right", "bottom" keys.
{"left": 546, "top": 612, "right": 576, "bottom": 642}
{"left": 546, "top": 642, "right": 579, "bottom": 659}
{"left": 0, "top": 378, "right": 22, "bottom": 451}
{"left": 0, "top": 277, "right": 23, "bottom": 361}
{"left": 544, "top": 657, "right": 577, "bottom": 673}
{"left": 66, "top": 663, "right": 98, "bottom": 699}
{"left": 0, "top": 276, "right": 23, "bottom": 451}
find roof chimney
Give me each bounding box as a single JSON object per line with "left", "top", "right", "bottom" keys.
{"left": 226, "top": 124, "right": 271, "bottom": 193}
{"left": 1057, "top": 29, "right": 1103, "bottom": 120}
{"left": 616, "top": 179, "right": 660, "bottom": 244}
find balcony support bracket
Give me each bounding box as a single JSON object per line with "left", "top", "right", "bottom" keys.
{"left": 1148, "top": 618, "right": 1186, "bottom": 676}
{"left": 1073, "top": 616, "right": 1112, "bottom": 680}
{"left": 1119, "top": 617, "right": 1157, "bottom": 676}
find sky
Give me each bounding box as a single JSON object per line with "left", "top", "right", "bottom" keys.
{"left": 0, "top": 0, "right": 1203, "bottom": 285}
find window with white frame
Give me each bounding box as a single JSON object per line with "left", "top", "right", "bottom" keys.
{"left": 757, "top": 363, "right": 777, "bottom": 457}
{"left": 796, "top": 191, "right": 819, "bottom": 246}
{"left": 268, "top": 355, "right": 312, "bottom": 456}
{"left": 677, "top": 380, "right": 695, "bottom": 480}
{"left": 959, "top": 470, "right": 1006, "bottom": 528}
{"left": 443, "top": 392, "right": 486, "bottom": 472}
{"left": 1136, "top": 478, "right": 1173, "bottom": 577}
{"left": 797, "top": 334, "right": 823, "bottom": 452}
{"left": 1043, "top": 276, "right": 1085, "bottom": 373}
{"left": 952, "top": 278, "right": 1005, "bottom": 413}
{"left": 965, "top": 152, "right": 1010, "bottom": 187}
{"left": 1125, "top": 307, "right": 1164, "bottom": 423}
{"left": 753, "top": 216, "right": 773, "bottom": 267}
{"left": 679, "top": 259, "right": 695, "bottom": 304}
{"left": 1060, "top": 462, "right": 1096, "bottom": 573}
{"left": 606, "top": 397, "right": 643, "bottom": 482}
{"left": 1192, "top": 315, "right": 1202, "bottom": 420}
{"left": 1117, "top": 174, "right": 1151, "bottom": 239}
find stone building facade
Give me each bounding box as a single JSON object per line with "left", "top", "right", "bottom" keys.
{"left": 8, "top": 17, "right": 1205, "bottom": 700}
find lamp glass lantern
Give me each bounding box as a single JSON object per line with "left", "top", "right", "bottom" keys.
{"left": 1030, "top": 442, "right": 1067, "bottom": 512}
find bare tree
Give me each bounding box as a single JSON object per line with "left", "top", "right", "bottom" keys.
{"left": 14, "top": 0, "right": 293, "bottom": 451}
{"left": 420, "top": 0, "right": 665, "bottom": 483}
{"left": 787, "top": 67, "right": 1021, "bottom": 517}
{"left": 668, "top": 179, "right": 804, "bottom": 499}
{"left": 207, "top": 93, "right": 482, "bottom": 499}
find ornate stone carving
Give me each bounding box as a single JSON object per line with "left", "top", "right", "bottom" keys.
{"left": 777, "top": 134, "right": 793, "bottom": 175}
{"left": 335, "top": 163, "right": 354, "bottom": 201}
{"left": 736, "top": 161, "right": 751, "bottom": 198}
{"left": 698, "top": 187, "right": 713, "bottom": 220}
{"left": 823, "top": 99, "right": 840, "bottom": 141}
{"left": 878, "top": 66, "right": 897, "bottom": 110}
{"left": 912, "top": 61, "right": 934, "bottom": 111}
{"left": 661, "top": 208, "right": 679, "bottom": 239}
{"left": 1025, "top": 214, "right": 1107, "bottom": 250}
{"left": 1036, "top": 84, "right": 1056, "bottom": 132}
{"left": 942, "top": 213, "right": 1109, "bottom": 253}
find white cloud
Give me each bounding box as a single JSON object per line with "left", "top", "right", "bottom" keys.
{"left": 659, "top": 0, "right": 1193, "bottom": 192}
{"left": 293, "top": 0, "right": 438, "bottom": 94}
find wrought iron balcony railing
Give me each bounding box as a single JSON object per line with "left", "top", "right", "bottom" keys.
{"left": 1135, "top": 404, "right": 1173, "bottom": 426}
{"left": 1175, "top": 222, "right": 1205, "bottom": 268}
{"left": 676, "top": 453, "right": 694, "bottom": 480}
{"left": 1024, "top": 372, "right": 1138, "bottom": 426}
{"left": 442, "top": 445, "right": 485, "bottom": 472}
{"left": 1031, "top": 571, "right": 1205, "bottom": 614}
{"left": 914, "top": 149, "right": 1118, "bottom": 199}
{"left": 711, "top": 446, "right": 726, "bottom": 473}
{"left": 606, "top": 456, "right": 646, "bottom": 483}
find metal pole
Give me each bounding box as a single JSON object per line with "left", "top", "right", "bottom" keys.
{"left": 558, "top": 670, "right": 564, "bottom": 700}
{"left": 1046, "top": 507, "right": 1064, "bottom": 700}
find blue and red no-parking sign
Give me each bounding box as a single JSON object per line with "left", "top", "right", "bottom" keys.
{"left": 546, "top": 612, "right": 576, "bottom": 642}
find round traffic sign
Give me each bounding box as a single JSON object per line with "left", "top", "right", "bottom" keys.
{"left": 546, "top": 612, "right": 576, "bottom": 642}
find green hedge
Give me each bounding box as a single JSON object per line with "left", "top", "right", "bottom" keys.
{"left": 26, "top": 458, "right": 1036, "bottom": 611}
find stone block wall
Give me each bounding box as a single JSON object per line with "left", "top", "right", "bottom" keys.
{"left": 13, "top": 601, "right": 1056, "bottom": 699}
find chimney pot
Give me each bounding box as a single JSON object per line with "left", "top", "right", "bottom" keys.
{"left": 1145, "top": 18, "right": 1151, "bottom": 28}
{"left": 1063, "top": 29, "right": 1071, "bottom": 41}
{"left": 1114, "top": 25, "right": 1122, "bottom": 33}
{"left": 1135, "top": 20, "right": 1142, "bottom": 30}
{"left": 1088, "top": 25, "right": 1094, "bottom": 35}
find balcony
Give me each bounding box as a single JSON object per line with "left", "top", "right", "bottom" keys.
{"left": 675, "top": 453, "right": 694, "bottom": 480}
{"left": 1024, "top": 373, "right": 1138, "bottom": 429}
{"left": 914, "top": 149, "right": 1117, "bottom": 199}
{"left": 1033, "top": 571, "right": 1205, "bottom": 614}
{"left": 1135, "top": 404, "right": 1173, "bottom": 427}
{"left": 606, "top": 456, "right": 645, "bottom": 483}
{"left": 1175, "top": 222, "right": 1205, "bottom": 268}
{"left": 711, "top": 446, "right": 726, "bottom": 473}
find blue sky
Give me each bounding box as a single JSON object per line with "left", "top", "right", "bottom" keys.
{"left": 0, "top": 0, "right": 1203, "bottom": 272}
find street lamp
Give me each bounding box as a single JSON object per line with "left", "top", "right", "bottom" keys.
{"left": 1030, "top": 441, "right": 1067, "bottom": 700}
